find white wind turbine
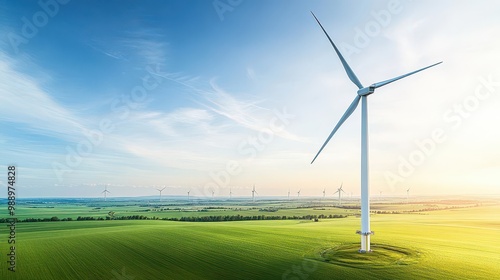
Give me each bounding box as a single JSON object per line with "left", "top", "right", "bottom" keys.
{"left": 251, "top": 185, "right": 258, "bottom": 202}
{"left": 322, "top": 188, "right": 326, "bottom": 200}
{"left": 102, "top": 186, "right": 110, "bottom": 202}
{"left": 287, "top": 189, "right": 290, "bottom": 200}
{"left": 157, "top": 186, "right": 166, "bottom": 203}
{"left": 187, "top": 190, "right": 191, "bottom": 201}
{"left": 406, "top": 188, "right": 410, "bottom": 203}
{"left": 297, "top": 189, "right": 301, "bottom": 199}
{"left": 229, "top": 188, "right": 233, "bottom": 200}
{"left": 333, "top": 183, "right": 346, "bottom": 206}
{"left": 310, "top": 12, "right": 441, "bottom": 253}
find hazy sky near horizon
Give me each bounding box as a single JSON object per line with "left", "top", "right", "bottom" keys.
{"left": 1, "top": 0, "right": 499, "bottom": 198}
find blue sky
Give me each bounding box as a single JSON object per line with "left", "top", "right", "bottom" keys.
{"left": 1, "top": 0, "right": 500, "bottom": 198}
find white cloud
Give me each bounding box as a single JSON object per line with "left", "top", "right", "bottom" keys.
{"left": 0, "top": 52, "right": 87, "bottom": 140}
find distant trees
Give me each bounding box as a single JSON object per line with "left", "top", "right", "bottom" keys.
{"left": 0, "top": 217, "right": 72, "bottom": 223}
{"left": 0, "top": 202, "right": 483, "bottom": 224}
{"left": 0, "top": 213, "right": 348, "bottom": 223}
{"left": 107, "top": 211, "right": 116, "bottom": 220}
{"left": 77, "top": 216, "right": 96, "bottom": 221}
{"left": 166, "top": 214, "right": 347, "bottom": 222}
{"left": 259, "top": 208, "right": 278, "bottom": 212}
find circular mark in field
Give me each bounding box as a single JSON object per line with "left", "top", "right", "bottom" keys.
{"left": 319, "top": 243, "right": 420, "bottom": 268}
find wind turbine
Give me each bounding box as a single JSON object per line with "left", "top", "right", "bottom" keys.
{"left": 322, "top": 188, "right": 326, "bottom": 200}
{"left": 157, "top": 186, "right": 166, "bottom": 202}
{"left": 187, "top": 190, "right": 191, "bottom": 201}
{"left": 333, "top": 183, "right": 346, "bottom": 206}
{"left": 229, "top": 188, "right": 233, "bottom": 199}
{"left": 102, "top": 186, "right": 110, "bottom": 202}
{"left": 287, "top": 189, "right": 290, "bottom": 200}
{"left": 211, "top": 190, "right": 215, "bottom": 199}
{"left": 297, "top": 189, "right": 301, "bottom": 199}
{"left": 310, "top": 12, "right": 441, "bottom": 253}
{"left": 406, "top": 188, "right": 410, "bottom": 203}
{"left": 251, "top": 185, "right": 258, "bottom": 202}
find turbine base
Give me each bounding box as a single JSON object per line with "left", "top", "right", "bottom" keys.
{"left": 356, "top": 230, "right": 374, "bottom": 236}
{"left": 356, "top": 230, "right": 374, "bottom": 252}
{"left": 358, "top": 249, "right": 372, "bottom": 253}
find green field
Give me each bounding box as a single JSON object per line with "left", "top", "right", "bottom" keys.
{"left": 1, "top": 199, "right": 499, "bottom": 279}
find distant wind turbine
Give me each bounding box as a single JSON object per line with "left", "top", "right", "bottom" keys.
{"left": 406, "top": 188, "right": 410, "bottom": 203}
{"left": 297, "top": 189, "right": 301, "bottom": 199}
{"left": 322, "top": 188, "right": 326, "bottom": 200}
{"left": 102, "top": 186, "right": 110, "bottom": 202}
{"left": 187, "top": 190, "right": 191, "bottom": 201}
{"left": 229, "top": 188, "right": 233, "bottom": 199}
{"left": 287, "top": 189, "right": 290, "bottom": 200}
{"left": 157, "top": 187, "right": 166, "bottom": 202}
{"left": 252, "top": 185, "right": 258, "bottom": 202}
{"left": 211, "top": 190, "right": 215, "bottom": 199}
{"left": 333, "top": 183, "right": 346, "bottom": 206}
{"left": 309, "top": 12, "right": 441, "bottom": 252}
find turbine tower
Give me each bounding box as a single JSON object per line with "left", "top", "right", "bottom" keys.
{"left": 229, "top": 188, "right": 233, "bottom": 199}
{"left": 211, "top": 190, "right": 215, "bottom": 199}
{"left": 251, "top": 185, "right": 258, "bottom": 202}
{"left": 333, "top": 183, "right": 345, "bottom": 206}
{"left": 310, "top": 12, "right": 441, "bottom": 253}
{"left": 322, "top": 188, "right": 326, "bottom": 200}
{"left": 157, "top": 186, "right": 166, "bottom": 202}
{"left": 297, "top": 189, "right": 301, "bottom": 199}
{"left": 287, "top": 189, "right": 290, "bottom": 200}
{"left": 187, "top": 190, "right": 191, "bottom": 201}
{"left": 406, "top": 188, "right": 410, "bottom": 203}
{"left": 102, "top": 186, "right": 110, "bottom": 202}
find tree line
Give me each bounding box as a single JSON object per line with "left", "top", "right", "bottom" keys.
{"left": 0, "top": 213, "right": 347, "bottom": 223}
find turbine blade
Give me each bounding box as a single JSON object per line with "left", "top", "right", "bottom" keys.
{"left": 372, "top": 62, "right": 442, "bottom": 89}
{"left": 333, "top": 190, "right": 339, "bottom": 194}
{"left": 311, "top": 12, "right": 363, "bottom": 89}
{"left": 311, "top": 95, "right": 361, "bottom": 164}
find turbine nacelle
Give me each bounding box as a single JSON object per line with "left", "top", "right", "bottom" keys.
{"left": 357, "top": 85, "right": 376, "bottom": 96}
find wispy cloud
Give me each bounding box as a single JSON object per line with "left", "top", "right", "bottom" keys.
{"left": 86, "top": 41, "right": 127, "bottom": 60}
{"left": 0, "top": 52, "right": 88, "bottom": 141}
{"left": 86, "top": 28, "right": 168, "bottom": 65}
{"left": 140, "top": 67, "right": 304, "bottom": 142}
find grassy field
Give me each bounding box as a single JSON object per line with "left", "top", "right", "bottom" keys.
{"left": 0, "top": 199, "right": 499, "bottom": 279}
